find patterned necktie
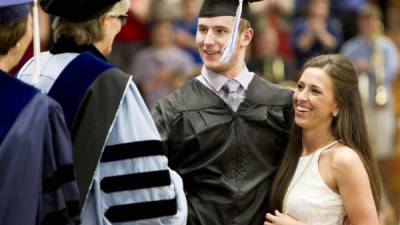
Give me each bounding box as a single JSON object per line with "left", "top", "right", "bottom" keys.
{"left": 222, "top": 79, "right": 242, "bottom": 111}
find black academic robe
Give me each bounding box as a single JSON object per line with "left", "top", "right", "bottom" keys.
{"left": 0, "top": 71, "right": 80, "bottom": 225}
{"left": 153, "top": 76, "right": 293, "bottom": 225}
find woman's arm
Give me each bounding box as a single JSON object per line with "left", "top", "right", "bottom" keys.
{"left": 332, "top": 147, "right": 379, "bottom": 225}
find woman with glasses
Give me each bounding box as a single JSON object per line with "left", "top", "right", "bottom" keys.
{"left": 17, "top": 0, "right": 187, "bottom": 224}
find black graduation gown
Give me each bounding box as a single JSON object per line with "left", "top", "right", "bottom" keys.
{"left": 153, "top": 76, "right": 293, "bottom": 225}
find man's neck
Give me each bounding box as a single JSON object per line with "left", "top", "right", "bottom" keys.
{"left": 221, "top": 61, "right": 245, "bottom": 79}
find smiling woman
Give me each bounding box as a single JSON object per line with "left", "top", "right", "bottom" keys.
{"left": 293, "top": 67, "right": 338, "bottom": 130}
{"left": 267, "top": 54, "right": 382, "bottom": 225}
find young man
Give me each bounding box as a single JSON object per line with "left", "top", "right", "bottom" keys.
{"left": 17, "top": 0, "right": 186, "bottom": 224}
{"left": 152, "top": 0, "right": 293, "bottom": 224}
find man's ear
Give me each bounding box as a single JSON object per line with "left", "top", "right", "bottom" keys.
{"left": 241, "top": 27, "right": 253, "bottom": 47}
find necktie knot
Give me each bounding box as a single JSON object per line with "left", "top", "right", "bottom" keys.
{"left": 223, "top": 79, "right": 240, "bottom": 94}
{"left": 222, "top": 79, "right": 242, "bottom": 111}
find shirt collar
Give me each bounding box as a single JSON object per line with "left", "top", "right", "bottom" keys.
{"left": 201, "top": 65, "right": 254, "bottom": 92}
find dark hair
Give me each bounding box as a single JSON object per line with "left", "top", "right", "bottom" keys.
{"left": 0, "top": 16, "right": 28, "bottom": 55}
{"left": 268, "top": 54, "right": 381, "bottom": 212}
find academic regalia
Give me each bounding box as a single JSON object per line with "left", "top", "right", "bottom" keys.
{"left": 0, "top": 71, "right": 80, "bottom": 225}
{"left": 152, "top": 0, "right": 292, "bottom": 224}
{"left": 18, "top": 37, "right": 186, "bottom": 225}
{"left": 152, "top": 76, "right": 292, "bottom": 225}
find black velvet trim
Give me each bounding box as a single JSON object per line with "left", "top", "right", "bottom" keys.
{"left": 43, "top": 164, "right": 76, "bottom": 193}
{"left": 105, "top": 198, "right": 177, "bottom": 222}
{"left": 66, "top": 200, "right": 81, "bottom": 218}
{"left": 41, "top": 200, "right": 80, "bottom": 225}
{"left": 41, "top": 211, "right": 68, "bottom": 225}
{"left": 70, "top": 67, "right": 129, "bottom": 202}
{"left": 100, "top": 170, "right": 171, "bottom": 193}
{"left": 100, "top": 140, "right": 165, "bottom": 163}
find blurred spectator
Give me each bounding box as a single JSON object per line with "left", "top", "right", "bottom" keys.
{"left": 254, "top": 0, "right": 293, "bottom": 16}
{"left": 251, "top": 0, "right": 295, "bottom": 62}
{"left": 173, "top": 0, "right": 202, "bottom": 70}
{"left": 291, "top": 0, "right": 342, "bottom": 69}
{"left": 247, "top": 25, "right": 297, "bottom": 85}
{"left": 129, "top": 20, "right": 195, "bottom": 109}
{"left": 295, "top": 0, "right": 365, "bottom": 18}
{"left": 329, "top": 0, "right": 366, "bottom": 41}
{"left": 108, "top": 0, "right": 151, "bottom": 73}
{"left": 109, "top": 0, "right": 185, "bottom": 73}
{"left": 295, "top": 0, "right": 366, "bottom": 41}
{"left": 341, "top": 3, "right": 399, "bottom": 160}
{"left": 150, "top": 0, "right": 181, "bottom": 21}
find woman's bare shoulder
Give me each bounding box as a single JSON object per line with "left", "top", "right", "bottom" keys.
{"left": 325, "top": 144, "right": 368, "bottom": 182}
{"left": 327, "top": 144, "right": 364, "bottom": 173}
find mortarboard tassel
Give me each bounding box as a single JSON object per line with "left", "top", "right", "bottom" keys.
{"left": 31, "top": 0, "right": 41, "bottom": 85}
{"left": 220, "top": 0, "right": 243, "bottom": 63}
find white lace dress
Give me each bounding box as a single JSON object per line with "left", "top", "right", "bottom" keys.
{"left": 283, "top": 141, "right": 345, "bottom": 225}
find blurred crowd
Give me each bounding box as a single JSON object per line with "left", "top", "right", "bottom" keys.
{"left": 9, "top": 0, "right": 400, "bottom": 224}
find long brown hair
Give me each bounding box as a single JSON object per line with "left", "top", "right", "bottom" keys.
{"left": 268, "top": 54, "right": 382, "bottom": 212}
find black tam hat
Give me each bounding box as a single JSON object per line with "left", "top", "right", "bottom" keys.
{"left": 199, "top": 0, "right": 261, "bottom": 21}
{"left": 41, "top": 0, "right": 120, "bottom": 23}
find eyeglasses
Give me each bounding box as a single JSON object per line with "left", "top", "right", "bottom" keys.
{"left": 110, "top": 14, "right": 129, "bottom": 26}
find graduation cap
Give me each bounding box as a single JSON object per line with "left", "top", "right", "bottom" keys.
{"left": 199, "top": 0, "right": 261, "bottom": 21}
{"left": 198, "top": 0, "right": 262, "bottom": 63}
{"left": 41, "top": 0, "right": 120, "bottom": 23}
{"left": 0, "top": 0, "right": 32, "bottom": 24}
